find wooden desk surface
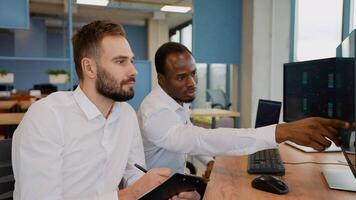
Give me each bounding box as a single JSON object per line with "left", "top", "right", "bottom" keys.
{"left": 203, "top": 144, "right": 356, "bottom": 200}
{"left": 0, "top": 113, "right": 25, "bottom": 125}
{"left": 190, "top": 108, "right": 240, "bottom": 118}
{"left": 0, "top": 100, "right": 18, "bottom": 110}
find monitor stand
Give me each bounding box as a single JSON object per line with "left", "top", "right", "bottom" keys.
{"left": 323, "top": 168, "right": 356, "bottom": 192}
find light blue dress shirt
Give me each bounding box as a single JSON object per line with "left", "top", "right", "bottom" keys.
{"left": 137, "top": 86, "right": 277, "bottom": 174}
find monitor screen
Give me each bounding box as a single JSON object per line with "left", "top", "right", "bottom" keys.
{"left": 255, "top": 99, "right": 281, "bottom": 128}
{"left": 283, "top": 56, "right": 355, "bottom": 179}
{"left": 283, "top": 57, "right": 354, "bottom": 122}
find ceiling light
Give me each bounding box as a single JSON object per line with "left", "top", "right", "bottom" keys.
{"left": 160, "top": 5, "right": 191, "bottom": 13}
{"left": 77, "top": 0, "right": 109, "bottom": 7}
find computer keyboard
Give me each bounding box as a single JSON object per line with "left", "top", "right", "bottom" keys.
{"left": 247, "top": 148, "right": 285, "bottom": 176}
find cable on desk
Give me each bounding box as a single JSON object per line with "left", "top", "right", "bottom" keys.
{"left": 283, "top": 161, "right": 348, "bottom": 166}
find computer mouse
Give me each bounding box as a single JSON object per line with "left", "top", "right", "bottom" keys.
{"left": 251, "top": 175, "right": 289, "bottom": 195}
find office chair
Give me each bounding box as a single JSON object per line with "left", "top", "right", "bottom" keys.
{"left": 0, "top": 85, "right": 13, "bottom": 92}
{"left": 0, "top": 139, "right": 14, "bottom": 200}
{"left": 33, "top": 83, "right": 57, "bottom": 94}
{"left": 206, "top": 89, "right": 231, "bottom": 110}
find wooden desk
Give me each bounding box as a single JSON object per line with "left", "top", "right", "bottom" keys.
{"left": 0, "top": 101, "right": 17, "bottom": 111}
{"left": 17, "top": 100, "right": 33, "bottom": 111}
{"left": 203, "top": 144, "right": 356, "bottom": 200}
{"left": 190, "top": 108, "right": 240, "bottom": 128}
{"left": 0, "top": 113, "right": 25, "bottom": 125}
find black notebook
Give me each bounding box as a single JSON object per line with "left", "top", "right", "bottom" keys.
{"left": 138, "top": 173, "right": 208, "bottom": 200}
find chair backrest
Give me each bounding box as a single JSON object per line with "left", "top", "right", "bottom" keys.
{"left": 0, "top": 139, "right": 14, "bottom": 199}
{"left": 0, "top": 85, "right": 14, "bottom": 92}
{"left": 255, "top": 99, "right": 281, "bottom": 128}
{"left": 206, "top": 89, "right": 231, "bottom": 110}
{"left": 33, "top": 83, "right": 57, "bottom": 94}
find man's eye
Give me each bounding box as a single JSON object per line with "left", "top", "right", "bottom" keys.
{"left": 116, "top": 60, "right": 125, "bottom": 64}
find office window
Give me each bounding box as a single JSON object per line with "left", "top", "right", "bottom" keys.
{"left": 352, "top": 0, "right": 356, "bottom": 31}
{"left": 210, "top": 64, "right": 227, "bottom": 92}
{"left": 294, "top": 0, "right": 343, "bottom": 61}
{"left": 170, "top": 30, "right": 180, "bottom": 43}
{"left": 181, "top": 24, "right": 192, "bottom": 51}
{"left": 195, "top": 63, "right": 208, "bottom": 108}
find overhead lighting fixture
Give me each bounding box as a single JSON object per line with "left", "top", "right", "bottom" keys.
{"left": 77, "top": 0, "right": 109, "bottom": 7}
{"left": 160, "top": 5, "right": 191, "bottom": 13}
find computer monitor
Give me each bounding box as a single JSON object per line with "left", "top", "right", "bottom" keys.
{"left": 283, "top": 30, "right": 356, "bottom": 191}
{"left": 255, "top": 99, "right": 281, "bottom": 128}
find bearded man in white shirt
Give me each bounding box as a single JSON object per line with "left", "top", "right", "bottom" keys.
{"left": 137, "top": 42, "right": 349, "bottom": 176}
{"left": 12, "top": 21, "right": 199, "bottom": 200}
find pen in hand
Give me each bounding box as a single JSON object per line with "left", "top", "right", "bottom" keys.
{"left": 134, "top": 163, "right": 148, "bottom": 173}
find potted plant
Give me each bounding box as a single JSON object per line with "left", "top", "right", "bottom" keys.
{"left": 47, "top": 69, "right": 69, "bottom": 84}
{"left": 0, "top": 69, "right": 14, "bottom": 84}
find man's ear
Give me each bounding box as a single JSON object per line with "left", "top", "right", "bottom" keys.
{"left": 81, "top": 57, "right": 97, "bottom": 79}
{"left": 157, "top": 73, "right": 165, "bottom": 86}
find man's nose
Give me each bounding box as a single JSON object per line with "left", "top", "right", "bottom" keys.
{"left": 186, "top": 75, "right": 196, "bottom": 86}
{"left": 129, "top": 63, "right": 138, "bottom": 77}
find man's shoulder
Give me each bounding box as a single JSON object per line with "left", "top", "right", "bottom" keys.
{"left": 139, "top": 90, "right": 166, "bottom": 112}
{"left": 28, "top": 91, "right": 74, "bottom": 113}
{"left": 138, "top": 94, "right": 175, "bottom": 125}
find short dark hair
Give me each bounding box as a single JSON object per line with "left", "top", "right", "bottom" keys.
{"left": 72, "top": 20, "right": 126, "bottom": 80}
{"left": 154, "top": 42, "right": 192, "bottom": 75}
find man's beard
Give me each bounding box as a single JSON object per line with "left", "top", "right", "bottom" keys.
{"left": 95, "top": 65, "right": 135, "bottom": 102}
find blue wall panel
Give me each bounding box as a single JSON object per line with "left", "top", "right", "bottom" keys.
{"left": 0, "top": 0, "right": 29, "bottom": 29}
{"left": 193, "top": 0, "right": 242, "bottom": 64}
{"left": 124, "top": 25, "right": 148, "bottom": 60}
{"left": 0, "top": 32, "right": 14, "bottom": 56}
{"left": 47, "top": 30, "right": 66, "bottom": 58}
{"left": 128, "top": 60, "right": 151, "bottom": 110}
{"left": 14, "top": 18, "right": 47, "bottom": 57}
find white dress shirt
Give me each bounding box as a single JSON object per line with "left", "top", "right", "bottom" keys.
{"left": 137, "top": 86, "right": 278, "bottom": 173}
{"left": 12, "top": 87, "right": 145, "bottom": 200}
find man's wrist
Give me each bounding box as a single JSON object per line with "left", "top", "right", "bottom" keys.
{"left": 118, "top": 186, "right": 140, "bottom": 200}
{"left": 275, "top": 124, "right": 290, "bottom": 143}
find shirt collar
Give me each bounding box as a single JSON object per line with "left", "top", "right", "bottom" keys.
{"left": 155, "top": 85, "right": 188, "bottom": 112}
{"left": 73, "top": 86, "right": 102, "bottom": 120}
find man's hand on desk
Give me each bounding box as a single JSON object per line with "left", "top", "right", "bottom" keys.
{"left": 275, "top": 117, "right": 349, "bottom": 151}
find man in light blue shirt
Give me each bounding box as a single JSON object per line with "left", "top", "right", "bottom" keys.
{"left": 138, "top": 42, "right": 349, "bottom": 176}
